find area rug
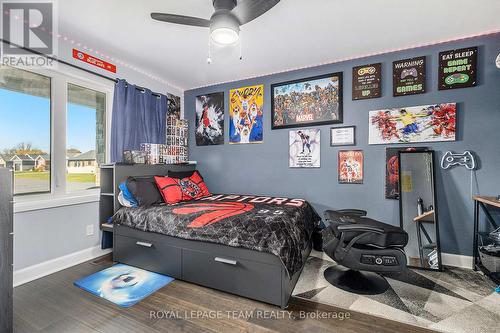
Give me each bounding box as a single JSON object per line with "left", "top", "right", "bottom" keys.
{"left": 293, "top": 252, "right": 500, "bottom": 333}
{"left": 74, "top": 263, "right": 174, "bottom": 307}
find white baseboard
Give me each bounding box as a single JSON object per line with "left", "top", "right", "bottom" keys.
{"left": 13, "top": 246, "right": 112, "bottom": 287}
{"left": 441, "top": 253, "right": 473, "bottom": 269}
{"left": 309, "top": 250, "right": 473, "bottom": 269}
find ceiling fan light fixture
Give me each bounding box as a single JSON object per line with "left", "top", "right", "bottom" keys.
{"left": 211, "top": 27, "right": 239, "bottom": 45}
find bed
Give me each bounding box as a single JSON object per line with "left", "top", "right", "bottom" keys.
{"left": 112, "top": 193, "right": 320, "bottom": 308}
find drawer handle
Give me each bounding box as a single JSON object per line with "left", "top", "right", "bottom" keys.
{"left": 136, "top": 241, "right": 153, "bottom": 248}
{"left": 215, "top": 257, "right": 237, "bottom": 265}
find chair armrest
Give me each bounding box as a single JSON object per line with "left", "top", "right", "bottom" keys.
{"left": 336, "top": 209, "right": 367, "bottom": 217}
{"left": 337, "top": 223, "right": 384, "bottom": 234}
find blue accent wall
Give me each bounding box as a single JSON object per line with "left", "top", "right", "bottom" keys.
{"left": 185, "top": 34, "right": 500, "bottom": 256}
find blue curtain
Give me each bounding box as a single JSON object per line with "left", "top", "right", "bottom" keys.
{"left": 110, "top": 79, "right": 168, "bottom": 163}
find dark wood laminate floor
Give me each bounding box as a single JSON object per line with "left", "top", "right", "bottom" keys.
{"left": 14, "top": 255, "right": 436, "bottom": 333}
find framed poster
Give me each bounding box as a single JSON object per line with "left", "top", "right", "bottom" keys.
{"left": 272, "top": 72, "right": 343, "bottom": 129}
{"left": 330, "top": 126, "right": 355, "bottom": 146}
{"left": 289, "top": 129, "right": 320, "bottom": 168}
{"left": 229, "top": 85, "right": 264, "bottom": 144}
{"left": 392, "top": 56, "right": 426, "bottom": 96}
{"left": 369, "top": 103, "right": 456, "bottom": 144}
{"left": 352, "top": 63, "right": 381, "bottom": 100}
{"left": 438, "top": 46, "right": 477, "bottom": 90}
{"left": 167, "top": 93, "right": 181, "bottom": 119}
{"left": 195, "top": 92, "right": 224, "bottom": 146}
{"left": 338, "top": 150, "right": 363, "bottom": 184}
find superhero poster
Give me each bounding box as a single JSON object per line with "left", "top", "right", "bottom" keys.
{"left": 195, "top": 92, "right": 224, "bottom": 146}
{"left": 338, "top": 150, "right": 363, "bottom": 184}
{"left": 229, "top": 85, "right": 264, "bottom": 144}
{"left": 368, "top": 103, "right": 456, "bottom": 145}
{"left": 271, "top": 72, "right": 343, "bottom": 129}
{"left": 289, "top": 129, "right": 320, "bottom": 168}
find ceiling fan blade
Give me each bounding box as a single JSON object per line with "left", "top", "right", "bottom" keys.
{"left": 151, "top": 13, "right": 211, "bottom": 27}
{"left": 231, "top": 0, "right": 280, "bottom": 25}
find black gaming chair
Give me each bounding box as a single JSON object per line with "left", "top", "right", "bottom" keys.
{"left": 322, "top": 209, "right": 408, "bottom": 294}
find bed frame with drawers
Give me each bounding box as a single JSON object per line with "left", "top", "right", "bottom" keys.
{"left": 110, "top": 164, "right": 311, "bottom": 308}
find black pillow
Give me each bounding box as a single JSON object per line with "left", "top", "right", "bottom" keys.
{"left": 126, "top": 176, "right": 163, "bottom": 206}
{"left": 168, "top": 170, "right": 201, "bottom": 179}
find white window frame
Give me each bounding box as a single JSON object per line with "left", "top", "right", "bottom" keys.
{"left": 12, "top": 63, "right": 114, "bottom": 213}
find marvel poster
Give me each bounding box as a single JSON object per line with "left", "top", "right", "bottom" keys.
{"left": 229, "top": 85, "right": 264, "bottom": 144}
{"left": 392, "top": 56, "right": 426, "bottom": 96}
{"left": 195, "top": 92, "right": 224, "bottom": 146}
{"left": 289, "top": 129, "right": 320, "bottom": 168}
{"left": 352, "top": 63, "right": 381, "bottom": 100}
{"left": 272, "top": 72, "right": 343, "bottom": 129}
{"left": 338, "top": 150, "right": 363, "bottom": 184}
{"left": 368, "top": 103, "right": 456, "bottom": 144}
{"left": 438, "top": 46, "right": 477, "bottom": 90}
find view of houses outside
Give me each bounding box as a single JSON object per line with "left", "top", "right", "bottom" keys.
{"left": 0, "top": 67, "right": 105, "bottom": 194}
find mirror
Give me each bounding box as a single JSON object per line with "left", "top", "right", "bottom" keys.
{"left": 399, "top": 150, "right": 442, "bottom": 270}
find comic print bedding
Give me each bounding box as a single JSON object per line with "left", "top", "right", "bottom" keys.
{"left": 112, "top": 194, "right": 321, "bottom": 276}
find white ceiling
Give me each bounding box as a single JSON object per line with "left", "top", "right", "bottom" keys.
{"left": 59, "top": 0, "right": 500, "bottom": 91}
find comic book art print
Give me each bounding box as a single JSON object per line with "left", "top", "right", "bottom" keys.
{"left": 195, "top": 92, "right": 224, "bottom": 146}
{"left": 289, "top": 129, "right": 320, "bottom": 168}
{"left": 167, "top": 93, "right": 181, "bottom": 119}
{"left": 338, "top": 150, "right": 363, "bottom": 184}
{"left": 368, "top": 103, "right": 456, "bottom": 145}
{"left": 272, "top": 72, "right": 343, "bottom": 129}
{"left": 229, "top": 85, "right": 264, "bottom": 144}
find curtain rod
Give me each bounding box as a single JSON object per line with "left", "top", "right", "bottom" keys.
{"left": 0, "top": 38, "right": 174, "bottom": 102}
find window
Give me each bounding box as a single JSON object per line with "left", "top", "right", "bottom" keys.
{"left": 66, "top": 83, "right": 106, "bottom": 192}
{"left": 0, "top": 65, "right": 110, "bottom": 197}
{"left": 0, "top": 66, "right": 51, "bottom": 195}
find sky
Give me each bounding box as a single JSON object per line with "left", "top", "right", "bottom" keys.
{"left": 0, "top": 88, "right": 96, "bottom": 154}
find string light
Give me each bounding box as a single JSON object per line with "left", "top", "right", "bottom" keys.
{"left": 190, "top": 28, "right": 500, "bottom": 90}
{"left": 2, "top": 8, "right": 184, "bottom": 92}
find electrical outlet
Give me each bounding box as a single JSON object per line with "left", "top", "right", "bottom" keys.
{"left": 86, "top": 224, "right": 94, "bottom": 236}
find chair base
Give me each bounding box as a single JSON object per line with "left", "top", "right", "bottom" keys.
{"left": 323, "top": 265, "right": 390, "bottom": 295}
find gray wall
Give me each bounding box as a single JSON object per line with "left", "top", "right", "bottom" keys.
{"left": 14, "top": 202, "right": 100, "bottom": 270}
{"left": 185, "top": 34, "right": 500, "bottom": 257}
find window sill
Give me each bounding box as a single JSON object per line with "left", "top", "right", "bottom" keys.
{"left": 14, "top": 190, "right": 100, "bottom": 214}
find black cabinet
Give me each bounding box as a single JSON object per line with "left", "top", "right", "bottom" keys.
{"left": 0, "top": 168, "right": 13, "bottom": 333}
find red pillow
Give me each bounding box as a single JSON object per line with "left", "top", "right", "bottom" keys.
{"left": 155, "top": 171, "right": 211, "bottom": 204}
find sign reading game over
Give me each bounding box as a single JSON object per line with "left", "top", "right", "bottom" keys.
{"left": 272, "top": 72, "right": 343, "bottom": 129}
{"left": 352, "top": 63, "right": 381, "bottom": 100}
{"left": 392, "top": 56, "right": 426, "bottom": 97}
{"left": 438, "top": 46, "right": 477, "bottom": 90}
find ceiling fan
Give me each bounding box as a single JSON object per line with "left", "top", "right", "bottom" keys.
{"left": 151, "top": 0, "right": 280, "bottom": 45}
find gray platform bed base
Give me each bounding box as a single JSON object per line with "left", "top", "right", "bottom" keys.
{"left": 113, "top": 224, "right": 311, "bottom": 309}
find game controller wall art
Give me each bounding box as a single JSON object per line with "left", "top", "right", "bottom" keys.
{"left": 352, "top": 63, "right": 382, "bottom": 100}
{"left": 368, "top": 103, "right": 456, "bottom": 144}
{"left": 392, "top": 56, "right": 426, "bottom": 96}
{"left": 438, "top": 46, "right": 477, "bottom": 90}
{"left": 440, "top": 151, "right": 476, "bottom": 170}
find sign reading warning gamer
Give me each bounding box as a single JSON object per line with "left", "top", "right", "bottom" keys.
{"left": 72, "top": 49, "right": 116, "bottom": 73}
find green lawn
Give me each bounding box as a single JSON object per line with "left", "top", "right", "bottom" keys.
{"left": 15, "top": 171, "right": 96, "bottom": 183}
